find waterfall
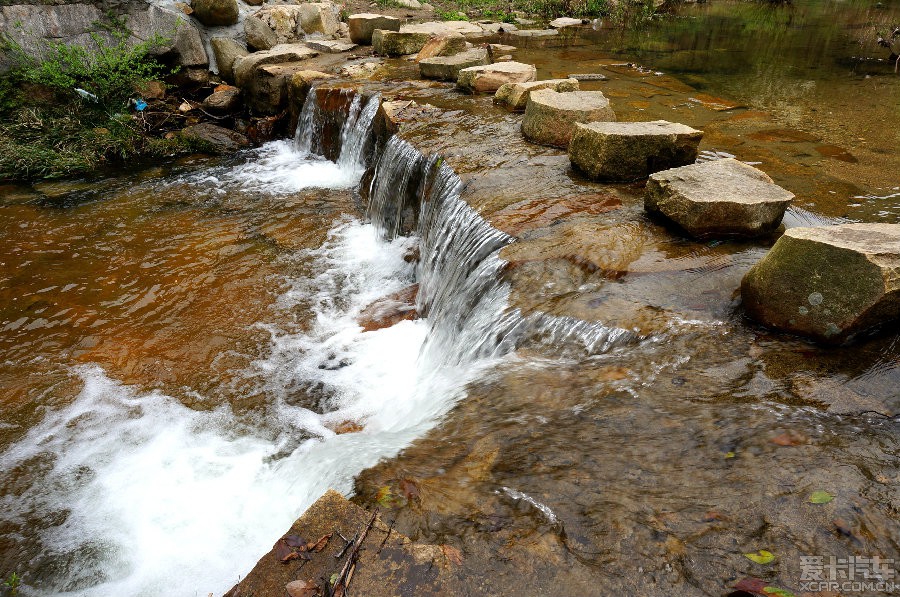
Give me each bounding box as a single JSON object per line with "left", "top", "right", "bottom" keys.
{"left": 294, "top": 87, "right": 380, "bottom": 172}
{"left": 367, "top": 137, "right": 640, "bottom": 365}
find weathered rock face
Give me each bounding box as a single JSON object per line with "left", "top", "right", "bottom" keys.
{"left": 181, "top": 123, "right": 250, "bottom": 152}
{"left": 372, "top": 29, "right": 432, "bottom": 56}
{"left": 644, "top": 158, "right": 794, "bottom": 238}
{"left": 521, "top": 89, "right": 615, "bottom": 148}
{"left": 457, "top": 61, "right": 536, "bottom": 93}
{"left": 494, "top": 78, "right": 579, "bottom": 111}
{"left": 191, "top": 0, "right": 239, "bottom": 27}
{"left": 569, "top": 120, "right": 703, "bottom": 181}
{"left": 741, "top": 224, "right": 900, "bottom": 344}
{"left": 234, "top": 45, "right": 319, "bottom": 113}
{"left": 347, "top": 13, "right": 400, "bottom": 45}
{"left": 202, "top": 86, "right": 241, "bottom": 113}
{"left": 419, "top": 48, "right": 489, "bottom": 80}
{"left": 304, "top": 39, "right": 356, "bottom": 53}
{"left": 133, "top": 5, "right": 209, "bottom": 66}
{"left": 245, "top": 3, "right": 339, "bottom": 50}
{"left": 210, "top": 37, "right": 249, "bottom": 82}
{"left": 415, "top": 32, "right": 466, "bottom": 61}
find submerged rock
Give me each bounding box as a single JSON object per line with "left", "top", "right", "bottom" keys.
{"left": 494, "top": 78, "right": 579, "bottom": 111}
{"left": 191, "top": 0, "right": 238, "bottom": 27}
{"left": 521, "top": 89, "right": 615, "bottom": 148}
{"left": 457, "top": 61, "right": 537, "bottom": 93}
{"left": 568, "top": 120, "right": 702, "bottom": 181}
{"left": 211, "top": 37, "right": 249, "bottom": 82}
{"left": 419, "top": 48, "right": 489, "bottom": 81}
{"left": 741, "top": 223, "right": 900, "bottom": 344}
{"left": 348, "top": 14, "right": 401, "bottom": 44}
{"left": 181, "top": 123, "right": 250, "bottom": 152}
{"left": 644, "top": 158, "right": 794, "bottom": 238}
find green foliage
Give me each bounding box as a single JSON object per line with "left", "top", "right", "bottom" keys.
{"left": 437, "top": 9, "right": 471, "bottom": 20}
{"left": 3, "top": 14, "right": 174, "bottom": 110}
{"left": 2, "top": 572, "right": 20, "bottom": 596}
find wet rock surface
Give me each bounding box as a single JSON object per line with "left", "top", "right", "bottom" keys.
{"left": 521, "top": 89, "right": 616, "bottom": 148}
{"left": 645, "top": 158, "right": 794, "bottom": 238}
{"left": 742, "top": 223, "right": 900, "bottom": 344}
{"left": 181, "top": 123, "right": 250, "bottom": 152}
{"left": 569, "top": 120, "right": 702, "bottom": 181}
{"left": 457, "top": 61, "right": 537, "bottom": 93}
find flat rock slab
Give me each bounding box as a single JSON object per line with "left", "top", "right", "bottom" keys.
{"left": 457, "top": 61, "right": 536, "bottom": 93}
{"left": 420, "top": 48, "right": 489, "bottom": 80}
{"left": 644, "top": 158, "right": 794, "bottom": 238}
{"left": 234, "top": 44, "right": 319, "bottom": 87}
{"left": 402, "top": 20, "right": 484, "bottom": 36}
{"left": 549, "top": 17, "right": 586, "bottom": 27}
{"left": 741, "top": 223, "right": 900, "bottom": 344}
{"left": 494, "top": 78, "right": 579, "bottom": 110}
{"left": 305, "top": 39, "right": 357, "bottom": 53}
{"left": 348, "top": 13, "right": 400, "bottom": 44}
{"left": 373, "top": 29, "right": 433, "bottom": 56}
{"left": 225, "top": 489, "right": 460, "bottom": 597}
{"left": 569, "top": 120, "right": 703, "bottom": 181}
{"left": 521, "top": 89, "right": 615, "bottom": 148}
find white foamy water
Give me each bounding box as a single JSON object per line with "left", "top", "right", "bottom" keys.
{"left": 0, "top": 217, "right": 490, "bottom": 597}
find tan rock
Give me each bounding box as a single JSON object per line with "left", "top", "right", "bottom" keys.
{"left": 347, "top": 13, "right": 400, "bottom": 44}
{"left": 457, "top": 61, "right": 536, "bottom": 93}
{"left": 569, "top": 120, "right": 702, "bottom": 181}
{"left": 521, "top": 89, "right": 615, "bottom": 148}
{"left": 415, "top": 32, "right": 466, "bottom": 61}
{"left": 494, "top": 78, "right": 579, "bottom": 110}
{"left": 190, "top": 0, "right": 238, "bottom": 26}
{"left": 210, "top": 37, "right": 249, "bottom": 82}
{"left": 372, "top": 29, "right": 433, "bottom": 56}
{"left": 419, "top": 48, "right": 489, "bottom": 80}
{"left": 644, "top": 158, "right": 794, "bottom": 238}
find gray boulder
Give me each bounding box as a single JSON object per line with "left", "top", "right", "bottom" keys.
{"left": 521, "top": 89, "right": 615, "bottom": 148}
{"left": 741, "top": 223, "right": 900, "bottom": 344}
{"left": 191, "top": 0, "right": 239, "bottom": 27}
{"left": 419, "top": 48, "right": 489, "bottom": 81}
{"left": 210, "top": 37, "right": 249, "bottom": 82}
{"left": 644, "top": 158, "right": 794, "bottom": 238}
{"left": 569, "top": 120, "right": 703, "bottom": 181}
{"left": 348, "top": 13, "right": 400, "bottom": 44}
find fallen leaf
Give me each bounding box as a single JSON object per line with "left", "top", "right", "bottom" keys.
{"left": 275, "top": 539, "right": 301, "bottom": 563}
{"left": 702, "top": 510, "right": 725, "bottom": 522}
{"left": 762, "top": 587, "right": 795, "bottom": 597}
{"left": 286, "top": 579, "right": 319, "bottom": 597}
{"left": 441, "top": 544, "right": 463, "bottom": 566}
{"left": 284, "top": 535, "right": 307, "bottom": 548}
{"left": 399, "top": 478, "right": 420, "bottom": 501}
{"left": 744, "top": 550, "right": 776, "bottom": 565}
{"left": 770, "top": 431, "right": 807, "bottom": 446}
{"left": 375, "top": 486, "right": 393, "bottom": 507}
{"left": 809, "top": 490, "right": 834, "bottom": 504}
{"left": 307, "top": 532, "right": 333, "bottom": 553}
{"left": 731, "top": 579, "right": 796, "bottom": 597}
{"left": 725, "top": 451, "right": 736, "bottom": 459}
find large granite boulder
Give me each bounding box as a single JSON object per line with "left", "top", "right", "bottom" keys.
{"left": 419, "top": 48, "right": 489, "bottom": 80}
{"left": 521, "top": 89, "right": 615, "bottom": 148}
{"left": 131, "top": 5, "right": 209, "bottom": 66}
{"left": 234, "top": 44, "right": 319, "bottom": 113}
{"left": 457, "top": 61, "right": 536, "bottom": 93}
{"left": 645, "top": 158, "right": 794, "bottom": 238}
{"left": 191, "top": 0, "right": 238, "bottom": 26}
{"left": 245, "top": 3, "right": 339, "bottom": 50}
{"left": 348, "top": 13, "right": 400, "bottom": 44}
{"left": 741, "top": 223, "right": 900, "bottom": 344}
{"left": 569, "top": 120, "right": 703, "bottom": 181}
{"left": 415, "top": 32, "right": 466, "bottom": 61}
{"left": 494, "top": 78, "right": 579, "bottom": 111}
{"left": 210, "top": 37, "right": 249, "bottom": 82}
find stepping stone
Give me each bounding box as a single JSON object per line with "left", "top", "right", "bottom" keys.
{"left": 521, "top": 89, "right": 615, "bottom": 148}
{"left": 741, "top": 223, "right": 900, "bottom": 344}
{"left": 568, "top": 120, "right": 703, "bottom": 181}
{"left": 419, "top": 48, "right": 489, "bottom": 81}
{"left": 494, "top": 78, "right": 579, "bottom": 111}
{"left": 348, "top": 13, "right": 400, "bottom": 45}
{"left": 415, "top": 32, "right": 466, "bottom": 61}
{"left": 305, "top": 39, "right": 357, "bottom": 53}
{"left": 403, "top": 21, "right": 484, "bottom": 36}
{"left": 644, "top": 158, "right": 794, "bottom": 238}
{"left": 549, "top": 17, "right": 586, "bottom": 28}
{"left": 457, "top": 61, "right": 536, "bottom": 93}
{"left": 373, "top": 30, "right": 433, "bottom": 56}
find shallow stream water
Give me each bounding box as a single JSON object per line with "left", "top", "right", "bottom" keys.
{"left": 2, "top": 1, "right": 900, "bottom": 595}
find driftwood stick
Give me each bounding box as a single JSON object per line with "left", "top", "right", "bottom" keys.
{"left": 332, "top": 511, "right": 377, "bottom": 596}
